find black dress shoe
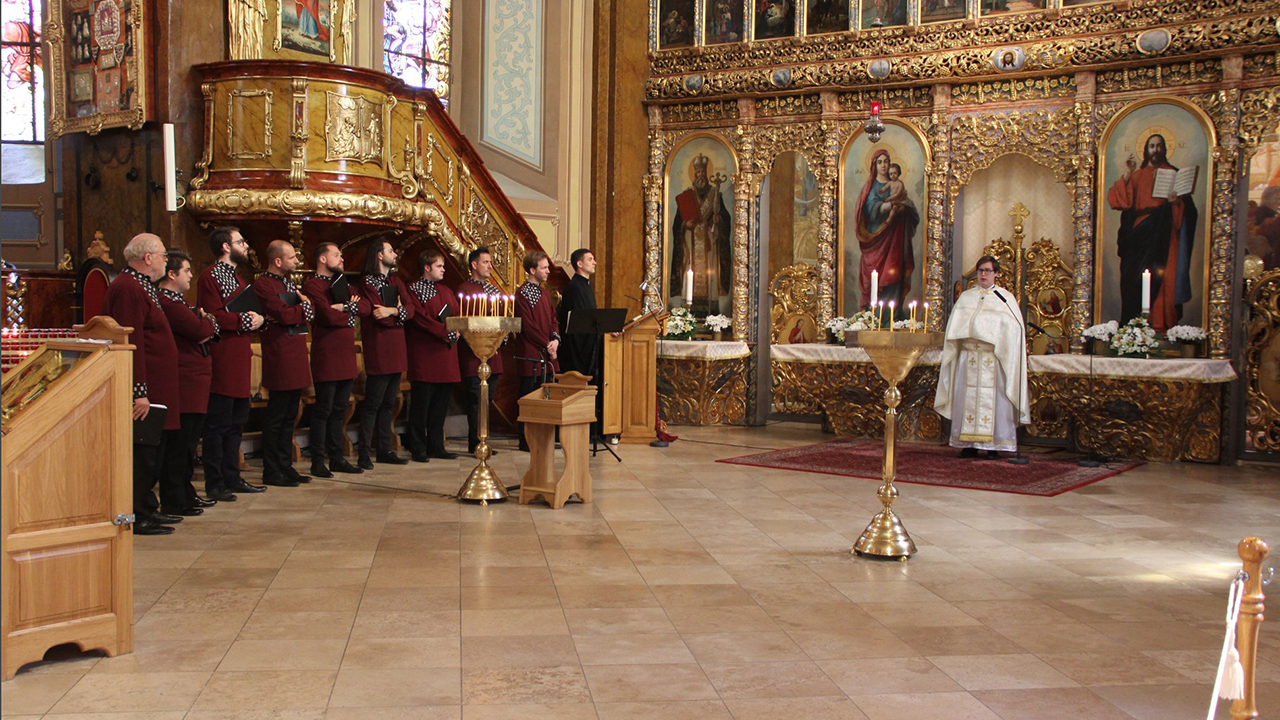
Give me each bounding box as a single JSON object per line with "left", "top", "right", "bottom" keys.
{"left": 429, "top": 451, "right": 459, "bottom": 460}
{"left": 377, "top": 453, "right": 408, "bottom": 465}
{"left": 133, "top": 518, "right": 175, "bottom": 535}
{"left": 207, "top": 488, "right": 237, "bottom": 502}
{"left": 958, "top": 447, "right": 978, "bottom": 459}
{"left": 263, "top": 476, "right": 300, "bottom": 487}
{"left": 358, "top": 457, "right": 375, "bottom": 470}
{"left": 986, "top": 450, "right": 1002, "bottom": 460}
{"left": 193, "top": 497, "right": 217, "bottom": 508}
{"left": 164, "top": 506, "right": 204, "bottom": 517}
{"left": 332, "top": 460, "right": 364, "bottom": 474}
{"left": 228, "top": 480, "right": 266, "bottom": 493}
{"left": 287, "top": 471, "right": 312, "bottom": 484}
{"left": 310, "top": 464, "right": 334, "bottom": 478}
{"left": 411, "top": 453, "right": 430, "bottom": 463}
{"left": 150, "top": 512, "right": 184, "bottom": 525}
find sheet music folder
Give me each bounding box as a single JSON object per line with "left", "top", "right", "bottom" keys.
{"left": 133, "top": 404, "right": 169, "bottom": 447}
{"left": 224, "top": 285, "right": 262, "bottom": 314}
{"left": 566, "top": 308, "right": 628, "bottom": 335}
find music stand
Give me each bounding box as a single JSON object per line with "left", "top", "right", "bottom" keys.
{"left": 566, "top": 307, "right": 628, "bottom": 461}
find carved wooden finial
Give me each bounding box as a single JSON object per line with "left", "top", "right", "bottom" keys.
{"left": 1239, "top": 536, "right": 1270, "bottom": 564}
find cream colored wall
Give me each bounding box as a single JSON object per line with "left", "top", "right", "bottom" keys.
{"left": 957, "top": 153, "right": 1074, "bottom": 274}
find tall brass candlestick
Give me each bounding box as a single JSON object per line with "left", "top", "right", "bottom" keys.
{"left": 847, "top": 329, "right": 943, "bottom": 559}
{"left": 446, "top": 315, "right": 521, "bottom": 503}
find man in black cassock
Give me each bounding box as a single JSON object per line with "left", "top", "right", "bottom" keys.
{"left": 558, "top": 248, "right": 604, "bottom": 436}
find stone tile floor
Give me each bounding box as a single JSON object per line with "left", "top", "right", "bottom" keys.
{"left": 2, "top": 422, "right": 1278, "bottom": 719}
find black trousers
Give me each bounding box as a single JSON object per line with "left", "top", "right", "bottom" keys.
{"left": 359, "top": 372, "right": 401, "bottom": 460}
{"left": 408, "top": 381, "right": 453, "bottom": 457}
{"left": 182, "top": 412, "right": 205, "bottom": 485}
{"left": 464, "top": 373, "right": 500, "bottom": 453}
{"left": 311, "top": 379, "right": 352, "bottom": 465}
{"left": 133, "top": 436, "right": 162, "bottom": 518}
{"left": 203, "top": 393, "right": 250, "bottom": 493}
{"left": 262, "top": 389, "right": 302, "bottom": 480}
{"left": 160, "top": 418, "right": 202, "bottom": 509}
{"left": 518, "top": 367, "right": 555, "bottom": 448}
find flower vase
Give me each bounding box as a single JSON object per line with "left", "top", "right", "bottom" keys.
{"left": 1092, "top": 339, "right": 1113, "bottom": 356}
{"left": 1181, "top": 341, "right": 1200, "bottom": 359}
{"left": 713, "top": 330, "right": 723, "bottom": 342}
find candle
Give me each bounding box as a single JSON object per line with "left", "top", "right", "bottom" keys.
{"left": 1141, "top": 269, "right": 1151, "bottom": 314}
{"left": 684, "top": 268, "right": 694, "bottom": 307}
{"left": 870, "top": 269, "right": 878, "bottom": 310}
{"left": 888, "top": 301, "right": 895, "bottom": 331}
{"left": 458, "top": 294, "right": 466, "bottom": 316}
{"left": 162, "top": 123, "right": 178, "bottom": 212}
{"left": 876, "top": 301, "right": 884, "bottom": 330}
{"left": 923, "top": 301, "right": 930, "bottom": 331}
{"left": 909, "top": 300, "right": 917, "bottom": 331}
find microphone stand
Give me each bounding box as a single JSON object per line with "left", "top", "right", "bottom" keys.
{"left": 992, "top": 289, "right": 1029, "bottom": 466}
{"left": 1075, "top": 344, "right": 1110, "bottom": 468}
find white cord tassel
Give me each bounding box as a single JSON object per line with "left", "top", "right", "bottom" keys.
{"left": 1207, "top": 576, "right": 1246, "bottom": 720}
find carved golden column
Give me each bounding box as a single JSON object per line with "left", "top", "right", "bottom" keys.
{"left": 1070, "top": 72, "right": 1098, "bottom": 353}
{"left": 1207, "top": 88, "right": 1241, "bottom": 359}
{"left": 730, "top": 172, "right": 755, "bottom": 340}
{"left": 925, "top": 107, "right": 949, "bottom": 331}
{"left": 815, "top": 119, "right": 839, "bottom": 330}
{"left": 1231, "top": 536, "right": 1268, "bottom": 720}
{"left": 642, "top": 123, "right": 665, "bottom": 313}
{"left": 289, "top": 78, "right": 308, "bottom": 189}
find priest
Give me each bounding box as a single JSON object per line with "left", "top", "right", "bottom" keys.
{"left": 933, "top": 255, "right": 1030, "bottom": 459}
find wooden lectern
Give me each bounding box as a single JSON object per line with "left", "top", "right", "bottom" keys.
{"left": 517, "top": 371, "right": 597, "bottom": 508}
{"left": 1, "top": 317, "right": 135, "bottom": 679}
{"left": 602, "top": 310, "right": 664, "bottom": 444}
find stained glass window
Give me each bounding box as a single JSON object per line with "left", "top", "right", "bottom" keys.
{"left": 1, "top": 0, "right": 44, "bottom": 184}
{"left": 383, "top": 0, "right": 450, "bottom": 104}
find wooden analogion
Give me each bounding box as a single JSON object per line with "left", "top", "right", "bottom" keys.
{"left": 517, "top": 371, "right": 597, "bottom": 509}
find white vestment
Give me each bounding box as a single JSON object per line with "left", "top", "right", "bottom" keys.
{"left": 933, "top": 285, "right": 1031, "bottom": 452}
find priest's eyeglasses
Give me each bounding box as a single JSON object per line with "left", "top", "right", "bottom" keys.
{"left": 976, "top": 268, "right": 996, "bottom": 274}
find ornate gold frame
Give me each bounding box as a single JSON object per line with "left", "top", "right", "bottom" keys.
{"left": 227, "top": 89, "right": 274, "bottom": 160}
{"left": 1091, "top": 95, "right": 1216, "bottom": 336}
{"left": 836, "top": 116, "right": 933, "bottom": 317}
{"left": 45, "top": 0, "right": 151, "bottom": 137}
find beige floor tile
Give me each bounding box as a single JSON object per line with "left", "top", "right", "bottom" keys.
{"left": 461, "top": 635, "right": 581, "bottom": 668}
{"left": 889, "top": 626, "right": 1025, "bottom": 657}
{"left": 328, "top": 667, "right": 461, "bottom": 707}
{"left": 648, "top": 584, "right": 757, "bottom": 607}
{"left": 50, "top": 672, "right": 211, "bottom": 713}
{"left": 593, "top": 700, "right": 732, "bottom": 720}
{"left": 218, "top": 639, "right": 347, "bottom": 671}
{"left": 682, "top": 632, "right": 808, "bottom": 664}
{"left": 147, "top": 587, "right": 265, "bottom": 614}
{"left": 461, "top": 565, "right": 554, "bottom": 587}
{"left": 564, "top": 607, "right": 675, "bottom": 635}
{"left": 91, "top": 639, "right": 232, "bottom": 674}
{"left": 994, "top": 622, "right": 1131, "bottom": 654}
{"left": 745, "top": 582, "right": 852, "bottom": 606}
{"left": 851, "top": 691, "right": 1003, "bottom": 720}
{"left": 664, "top": 605, "right": 781, "bottom": 634}
{"left": 764, "top": 603, "right": 882, "bottom": 632}
{"left": 172, "top": 567, "right": 280, "bottom": 589}
{"left": 635, "top": 564, "right": 737, "bottom": 585}
{"left": 928, "top": 653, "right": 1079, "bottom": 691}
{"left": 550, "top": 565, "right": 647, "bottom": 586}
{"left": 787, "top": 629, "right": 919, "bottom": 660}
{"left": 723, "top": 696, "right": 870, "bottom": 720}
{"left": 857, "top": 602, "right": 981, "bottom": 628}
{"left": 360, "top": 586, "right": 459, "bottom": 612}
{"left": 970, "top": 687, "right": 1135, "bottom": 720}
{"left": 1038, "top": 651, "right": 1196, "bottom": 686}
{"left": 831, "top": 581, "right": 945, "bottom": 604}
{"left": 352, "top": 610, "right": 461, "bottom": 639}
{"left": 366, "top": 565, "right": 462, "bottom": 588}
{"left": 461, "top": 666, "right": 591, "bottom": 704}
{"left": 573, "top": 633, "right": 695, "bottom": 665}
{"left": 1087, "top": 621, "right": 1222, "bottom": 651}
{"left": 582, "top": 664, "right": 720, "bottom": 702}
{"left": 0, "top": 673, "right": 81, "bottom": 715}
{"left": 555, "top": 584, "right": 660, "bottom": 609}
{"left": 341, "top": 637, "right": 461, "bottom": 669}
{"left": 459, "top": 584, "right": 558, "bottom": 610}
{"left": 325, "top": 708, "right": 460, "bottom": 720}
{"left": 701, "top": 660, "right": 844, "bottom": 698}
{"left": 270, "top": 567, "right": 371, "bottom": 589}
{"left": 238, "top": 611, "right": 356, "bottom": 640}
{"left": 462, "top": 703, "right": 598, "bottom": 720}
{"left": 189, "top": 670, "right": 335, "bottom": 711}
{"left": 461, "top": 608, "right": 568, "bottom": 636}
{"left": 1089, "top": 683, "right": 1220, "bottom": 720}
{"left": 819, "top": 657, "right": 964, "bottom": 695}
{"left": 256, "top": 586, "right": 363, "bottom": 612}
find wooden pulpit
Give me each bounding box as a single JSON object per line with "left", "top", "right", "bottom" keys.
{"left": 602, "top": 310, "right": 665, "bottom": 444}
{"left": 517, "top": 371, "right": 597, "bottom": 509}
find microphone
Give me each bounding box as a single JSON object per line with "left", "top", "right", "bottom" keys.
{"left": 992, "top": 289, "right": 1008, "bottom": 304}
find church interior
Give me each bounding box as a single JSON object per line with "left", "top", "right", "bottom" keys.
{"left": 2, "top": 0, "right": 1279, "bottom": 718}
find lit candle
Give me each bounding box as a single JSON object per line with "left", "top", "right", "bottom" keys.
{"left": 909, "top": 300, "right": 917, "bottom": 331}
{"left": 876, "top": 301, "right": 884, "bottom": 330}
{"left": 1141, "top": 269, "right": 1151, "bottom": 314}
{"left": 923, "top": 301, "right": 930, "bottom": 331}
{"left": 684, "top": 268, "right": 694, "bottom": 307}
{"left": 870, "top": 269, "right": 878, "bottom": 310}
{"left": 888, "top": 300, "right": 895, "bottom": 331}
{"left": 162, "top": 123, "right": 178, "bottom": 212}
{"left": 458, "top": 294, "right": 466, "bottom": 316}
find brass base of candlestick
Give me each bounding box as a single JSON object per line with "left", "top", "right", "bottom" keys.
{"left": 447, "top": 315, "right": 521, "bottom": 504}
{"left": 457, "top": 457, "right": 508, "bottom": 503}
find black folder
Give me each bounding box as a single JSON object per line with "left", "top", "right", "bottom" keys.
{"left": 278, "top": 291, "right": 300, "bottom": 306}
{"left": 379, "top": 285, "right": 398, "bottom": 307}
{"left": 224, "top": 285, "right": 262, "bottom": 314}
{"left": 437, "top": 303, "right": 452, "bottom": 321}
{"left": 330, "top": 274, "right": 351, "bottom": 303}
{"left": 133, "top": 403, "right": 169, "bottom": 447}
{"left": 565, "top": 308, "right": 628, "bottom": 335}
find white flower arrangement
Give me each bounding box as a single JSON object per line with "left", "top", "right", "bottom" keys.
{"left": 892, "top": 319, "right": 924, "bottom": 331}
{"left": 1083, "top": 320, "right": 1120, "bottom": 342}
{"left": 705, "top": 314, "right": 733, "bottom": 332}
{"left": 664, "top": 307, "right": 696, "bottom": 339}
{"left": 1110, "top": 316, "right": 1159, "bottom": 357}
{"left": 1165, "top": 324, "right": 1207, "bottom": 343}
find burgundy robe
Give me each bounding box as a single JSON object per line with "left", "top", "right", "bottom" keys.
{"left": 103, "top": 268, "right": 181, "bottom": 430}
{"left": 158, "top": 288, "right": 218, "bottom": 415}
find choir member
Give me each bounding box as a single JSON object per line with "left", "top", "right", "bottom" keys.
{"left": 558, "top": 248, "right": 604, "bottom": 437}
{"left": 356, "top": 237, "right": 414, "bottom": 467}
{"left": 514, "top": 251, "right": 560, "bottom": 451}
{"left": 102, "top": 234, "right": 182, "bottom": 535}
{"left": 157, "top": 249, "right": 219, "bottom": 515}
{"left": 405, "top": 249, "right": 461, "bottom": 462}
{"left": 198, "top": 227, "right": 266, "bottom": 500}
{"left": 302, "top": 242, "right": 367, "bottom": 477}
{"left": 456, "top": 246, "right": 506, "bottom": 455}
{"left": 252, "top": 240, "right": 315, "bottom": 486}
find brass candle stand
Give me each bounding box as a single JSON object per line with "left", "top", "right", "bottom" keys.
{"left": 847, "top": 329, "right": 943, "bottom": 559}
{"left": 446, "top": 315, "right": 521, "bottom": 503}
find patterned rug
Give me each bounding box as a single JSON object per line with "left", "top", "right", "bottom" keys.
{"left": 718, "top": 439, "right": 1142, "bottom": 497}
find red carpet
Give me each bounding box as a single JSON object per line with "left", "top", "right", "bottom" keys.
{"left": 718, "top": 440, "right": 1142, "bottom": 497}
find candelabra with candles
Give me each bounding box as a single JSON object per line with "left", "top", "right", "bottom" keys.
{"left": 446, "top": 293, "right": 520, "bottom": 503}
{"left": 848, "top": 297, "right": 941, "bottom": 559}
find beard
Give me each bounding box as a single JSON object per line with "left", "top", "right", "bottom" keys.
{"left": 230, "top": 246, "right": 250, "bottom": 266}
{"left": 693, "top": 177, "right": 709, "bottom": 193}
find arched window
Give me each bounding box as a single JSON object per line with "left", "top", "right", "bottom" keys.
{"left": 382, "top": 0, "right": 450, "bottom": 104}
{"left": 1, "top": 0, "right": 45, "bottom": 184}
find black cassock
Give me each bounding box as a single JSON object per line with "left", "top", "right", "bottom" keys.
{"left": 558, "top": 274, "right": 599, "bottom": 378}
